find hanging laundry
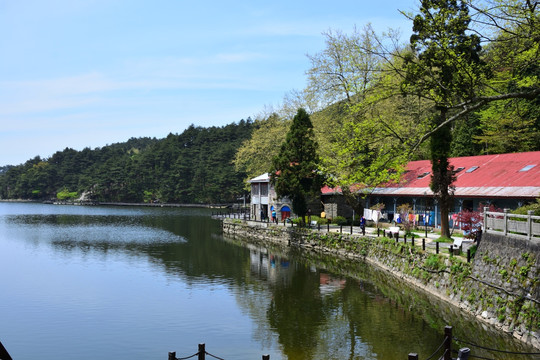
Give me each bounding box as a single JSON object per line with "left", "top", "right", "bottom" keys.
{"left": 364, "top": 208, "right": 372, "bottom": 221}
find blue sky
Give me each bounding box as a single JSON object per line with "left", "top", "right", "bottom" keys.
{"left": 0, "top": 0, "right": 418, "bottom": 166}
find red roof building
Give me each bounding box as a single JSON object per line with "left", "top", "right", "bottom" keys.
{"left": 322, "top": 151, "right": 540, "bottom": 226}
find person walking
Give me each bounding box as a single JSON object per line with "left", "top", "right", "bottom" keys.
{"left": 360, "top": 216, "right": 366, "bottom": 235}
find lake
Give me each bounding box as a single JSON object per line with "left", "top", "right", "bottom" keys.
{"left": 0, "top": 202, "right": 534, "bottom": 359}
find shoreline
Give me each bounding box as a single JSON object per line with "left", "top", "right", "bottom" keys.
{"left": 221, "top": 219, "right": 540, "bottom": 350}
{"left": 0, "top": 199, "right": 232, "bottom": 209}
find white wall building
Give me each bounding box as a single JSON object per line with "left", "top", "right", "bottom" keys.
{"left": 248, "top": 173, "right": 292, "bottom": 221}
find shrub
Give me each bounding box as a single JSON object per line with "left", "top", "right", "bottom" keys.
{"left": 457, "top": 209, "right": 482, "bottom": 239}
{"left": 332, "top": 216, "right": 348, "bottom": 225}
{"left": 513, "top": 199, "right": 540, "bottom": 216}
{"left": 396, "top": 203, "right": 414, "bottom": 234}
{"left": 311, "top": 216, "right": 328, "bottom": 225}
{"left": 469, "top": 245, "right": 477, "bottom": 259}
{"left": 57, "top": 188, "right": 78, "bottom": 201}
{"left": 424, "top": 254, "right": 443, "bottom": 271}
{"left": 290, "top": 217, "right": 301, "bottom": 225}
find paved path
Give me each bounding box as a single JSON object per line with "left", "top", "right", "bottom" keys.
{"left": 220, "top": 216, "right": 476, "bottom": 255}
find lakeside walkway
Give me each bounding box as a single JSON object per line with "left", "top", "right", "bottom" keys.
{"left": 215, "top": 213, "right": 477, "bottom": 259}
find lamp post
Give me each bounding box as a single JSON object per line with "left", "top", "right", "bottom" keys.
{"left": 424, "top": 191, "right": 428, "bottom": 238}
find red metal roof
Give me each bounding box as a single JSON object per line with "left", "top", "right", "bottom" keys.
{"left": 323, "top": 152, "right": 540, "bottom": 198}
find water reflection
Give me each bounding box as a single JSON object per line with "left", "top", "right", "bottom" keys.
{"left": 235, "top": 240, "right": 442, "bottom": 360}
{"left": 234, "top": 238, "right": 537, "bottom": 360}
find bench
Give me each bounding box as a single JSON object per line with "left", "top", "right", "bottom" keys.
{"left": 389, "top": 226, "right": 400, "bottom": 236}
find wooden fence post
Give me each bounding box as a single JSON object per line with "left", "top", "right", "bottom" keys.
{"left": 436, "top": 241, "right": 439, "bottom": 254}
{"left": 262, "top": 355, "right": 270, "bottom": 360}
{"left": 198, "top": 343, "right": 206, "bottom": 360}
{"left": 444, "top": 326, "right": 452, "bottom": 360}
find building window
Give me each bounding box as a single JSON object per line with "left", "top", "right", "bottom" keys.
{"left": 260, "top": 183, "right": 268, "bottom": 196}
{"left": 251, "top": 183, "right": 259, "bottom": 195}
{"left": 519, "top": 164, "right": 536, "bottom": 172}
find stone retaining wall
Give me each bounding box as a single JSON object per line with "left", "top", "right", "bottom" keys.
{"left": 222, "top": 220, "right": 540, "bottom": 349}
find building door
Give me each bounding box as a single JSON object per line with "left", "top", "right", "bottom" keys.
{"left": 280, "top": 206, "right": 291, "bottom": 220}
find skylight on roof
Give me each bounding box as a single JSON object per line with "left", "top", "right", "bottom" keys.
{"left": 453, "top": 167, "right": 465, "bottom": 173}
{"left": 417, "top": 172, "right": 430, "bottom": 179}
{"left": 519, "top": 164, "right": 536, "bottom": 172}
{"left": 465, "top": 166, "right": 479, "bottom": 173}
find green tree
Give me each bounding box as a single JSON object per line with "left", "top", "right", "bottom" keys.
{"left": 468, "top": 0, "right": 540, "bottom": 152}
{"left": 450, "top": 114, "right": 483, "bottom": 157}
{"left": 402, "top": 0, "right": 488, "bottom": 238}
{"left": 271, "top": 109, "right": 324, "bottom": 224}
{"left": 56, "top": 188, "right": 78, "bottom": 201}
{"left": 233, "top": 113, "right": 290, "bottom": 184}
{"left": 305, "top": 26, "right": 432, "bottom": 215}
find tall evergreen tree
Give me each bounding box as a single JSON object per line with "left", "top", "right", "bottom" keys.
{"left": 402, "top": 0, "right": 488, "bottom": 238}
{"left": 271, "top": 109, "right": 324, "bottom": 224}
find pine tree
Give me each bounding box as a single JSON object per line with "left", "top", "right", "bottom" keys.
{"left": 271, "top": 109, "right": 324, "bottom": 224}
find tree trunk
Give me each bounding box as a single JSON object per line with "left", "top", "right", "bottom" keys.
{"left": 430, "top": 109, "right": 455, "bottom": 239}
{"left": 439, "top": 186, "right": 452, "bottom": 239}
{"left": 341, "top": 186, "right": 365, "bottom": 221}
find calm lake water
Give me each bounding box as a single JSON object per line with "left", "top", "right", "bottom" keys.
{"left": 0, "top": 202, "right": 535, "bottom": 360}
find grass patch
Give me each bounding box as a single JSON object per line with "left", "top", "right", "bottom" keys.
{"left": 434, "top": 236, "right": 454, "bottom": 243}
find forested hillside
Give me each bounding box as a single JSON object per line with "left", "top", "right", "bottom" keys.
{"left": 0, "top": 120, "right": 254, "bottom": 204}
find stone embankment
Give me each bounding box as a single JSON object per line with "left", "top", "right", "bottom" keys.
{"left": 222, "top": 219, "right": 540, "bottom": 349}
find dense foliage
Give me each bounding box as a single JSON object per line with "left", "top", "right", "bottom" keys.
{"left": 0, "top": 121, "right": 254, "bottom": 204}
{"left": 271, "top": 109, "right": 324, "bottom": 222}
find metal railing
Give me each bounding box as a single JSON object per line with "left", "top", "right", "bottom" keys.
{"left": 168, "top": 343, "right": 269, "bottom": 360}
